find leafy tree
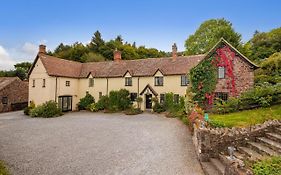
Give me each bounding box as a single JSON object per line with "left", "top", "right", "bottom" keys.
{"left": 246, "top": 27, "right": 281, "bottom": 62}
{"left": 185, "top": 18, "right": 242, "bottom": 55}
{"left": 81, "top": 52, "right": 106, "bottom": 62}
{"left": 88, "top": 30, "right": 105, "bottom": 52}
{"left": 0, "top": 62, "right": 32, "bottom": 80}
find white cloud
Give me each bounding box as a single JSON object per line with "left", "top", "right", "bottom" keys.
{"left": 0, "top": 45, "right": 16, "bottom": 70}
{"left": 22, "top": 42, "right": 38, "bottom": 55}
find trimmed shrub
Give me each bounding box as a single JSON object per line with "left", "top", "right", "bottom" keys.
{"left": 108, "top": 89, "right": 131, "bottom": 111}
{"left": 24, "top": 101, "right": 35, "bottom": 116}
{"left": 78, "top": 93, "right": 95, "bottom": 110}
{"left": 96, "top": 95, "right": 109, "bottom": 110}
{"left": 30, "top": 101, "right": 62, "bottom": 118}
{"left": 252, "top": 156, "right": 281, "bottom": 175}
{"left": 153, "top": 101, "right": 165, "bottom": 113}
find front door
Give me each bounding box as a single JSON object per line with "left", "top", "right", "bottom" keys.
{"left": 58, "top": 96, "right": 72, "bottom": 112}
{"left": 145, "top": 94, "right": 152, "bottom": 109}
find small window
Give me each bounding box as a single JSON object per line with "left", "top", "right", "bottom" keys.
{"left": 2, "top": 97, "right": 8, "bottom": 104}
{"left": 99, "top": 92, "right": 102, "bottom": 99}
{"left": 155, "top": 76, "right": 163, "bottom": 86}
{"left": 160, "top": 94, "right": 165, "bottom": 104}
{"left": 125, "top": 77, "right": 132, "bottom": 86}
{"left": 174, "top": 94, "right": 179, "bottom": 104}
{"left": 66, "top": 81, "right": 70, "bottom": 87}
{"left": 130, "top": 93, "right": 137, "bottom": 101}
{"left": 42, "top": 79, "right": 46, "bottom": 87}
{"left": 181, "top": 75, "right": 189, "bottom": 86}
{"left": 218, "top": 67, "right": 225, "bottom": 79}
{"left": 89, "top": 78, "right": 94, "bottom": 87}
{"left": 32, "top": 79, "right": 35, "bottom": 87}
{"left": 215, "top": 92, "right": 228, "bottom": 101}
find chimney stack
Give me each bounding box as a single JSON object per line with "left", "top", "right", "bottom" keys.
{"left": 172, "top": 43, "right": 177, "bottom": 60}
{"left": 39, "top": 45, "right": 46, "bottom": 54}
{"left": 113, "top": 48, "right": 121, "bottom": 61}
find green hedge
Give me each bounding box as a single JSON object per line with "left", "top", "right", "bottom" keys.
{"left": 78, "top": 93, "right": 95, "bottom": 110}
{"left": 30, "top": 101, "right": 62, "bottom": 118}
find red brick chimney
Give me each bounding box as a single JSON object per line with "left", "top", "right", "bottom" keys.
{"left": 113, "top": 48, "right": 121, "bottom": 61}
{"left": 39, "top": 45, "right": 46, "bottom": 54}
{"left": 172, "top": 43, "right": 177, "bottom": 60}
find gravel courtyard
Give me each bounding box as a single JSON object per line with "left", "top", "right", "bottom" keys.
{"left": 0, "top": 111, "right": 203, "bottom": 175}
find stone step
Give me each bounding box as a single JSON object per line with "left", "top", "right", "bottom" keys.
{"left": 210, "top": 158, "right": 225, "bottom": 175}
{"left": 276, "top": 127, "right": 281, "bottom": 134}
{"left": 234, "top": 151, "right": 245, "bottom": 160}
{"left": 257, "top": 137, "right": 281, "bottom": 153}
{"left": 201, "top": 162, "right": 220, "bottom": 175}
{"left": 238, "top": 147, "right": 263, "bottom": 161}
{"left": 266, "top": 133, "right": 281, "bottom": 143}
{"left": 248, "top": 142, "right": 279, "bottom": 156}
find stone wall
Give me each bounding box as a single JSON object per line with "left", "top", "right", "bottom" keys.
{"left": 215, "top": 49, "right": 255, "bottom": 98}
{"left": 192, "top": 120, "right": 281, "bottom": 161}
{"left": 0, "top": 79, "right": 28, "bottom": 112}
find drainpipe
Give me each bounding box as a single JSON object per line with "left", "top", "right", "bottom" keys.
{"left": 106, "top": 78, "right": 109, "bottom": 95}
{"left": 137, "top": 77, "right": 140, "bottom": 96}
{"left": 55, "top": 77, "right": 58, "bottom": 102}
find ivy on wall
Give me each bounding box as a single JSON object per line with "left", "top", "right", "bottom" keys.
{"left": 189, "top": 45, "right": 237, "bottom": 109}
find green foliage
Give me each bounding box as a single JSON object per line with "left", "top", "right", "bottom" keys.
{"left": 124, "top": 106, "right": 143, "bottom": 115}
{"left": 136, "top": 97, "right": 143, "bottom": 109}
{"left": 255, "top": 52, "right": 281, "bottom": 84}
{"left": 30, "top": 101, "right": 62, "bottom": 118}
{"left": 246, "top": 27, "right": 281, "bottom": 62}
{"left": 213, "top": 84, "right": 281, "bottom": 114}
{"left": 252, "top": 156, "right": 281, "bottom": 175}
{"left": 108, "top": 89, "right": 131, "bottom": 112}
{"left": 51, "top": 30, "right": 168, "bottom": 62}
{"left": 23, "top": 101, "right": 35, "bottom": 115}
{"left": 189, "top": 56, "right": 217, "bottom": 107}
{"left": 78, "top": 93, "right": 95, "bottom": 110}
{"left": 185, "top": 18, "right": 242, "bottom": 55}
{"left": 88, "top": 103, "right": 98, "bottom": 112}
{"left": 152, "top": 101, "right": 166, "bottom": 113}
{"left": 0, "top": 160, "right": 10, "bottom": 175}
{"left": 185, "top": 86, "right": 196, "bottom": 115}
{"left": 208, "top": 120, "right": 226, "bottom": 128}
{"left": 95, "top": 95, "right": 109, "bottom": 110}
{"left": 0, "top": 61, "right": 32, "bottom": 80}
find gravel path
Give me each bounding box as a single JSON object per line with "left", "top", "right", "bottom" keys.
{"left": 0, "top": 111, "right": 203, "bottom": 175}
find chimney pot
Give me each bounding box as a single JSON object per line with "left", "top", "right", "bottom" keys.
{"left": 172, "top": 43, "right": 177, "bottom": 60}
{"left": 39, "top": 45, "right": 46, "bottom": 54}
{"left": 113, "top": 48, "right": 122, "bottom": 61}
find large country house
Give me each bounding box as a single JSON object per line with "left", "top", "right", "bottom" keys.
{"left": 28, "top": 38, "right": 258, "bottom": 111}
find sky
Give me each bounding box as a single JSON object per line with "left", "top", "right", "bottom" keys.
{"left": 0, "top": 0, "right": 280, "bottom": 70}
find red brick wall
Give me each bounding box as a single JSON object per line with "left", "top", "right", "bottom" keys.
{"left": 215, "top": 51, "right": 255, "bottom": 97}
{"left": 0, "top": 79, "right": 28, "bottom": 112}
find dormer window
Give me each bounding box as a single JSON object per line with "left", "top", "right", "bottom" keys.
{"left": 125, "top": 77, "right": 132, "bottom": 86}
{"left": 155, "top": 76, "right": 163, "bottom": 86}
{"left": 218, "top": 67, "right": 225, "bottom": 79}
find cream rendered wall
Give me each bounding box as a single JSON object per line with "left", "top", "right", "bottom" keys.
{"left": 56, "top": 77, "right": 79, "bottom": 110}
{"left": 29, "top": 58, "right": 56, "bottom": 106}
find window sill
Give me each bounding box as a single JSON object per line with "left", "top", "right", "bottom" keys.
{"left": 125, "top": 85, "right": 132, "bottom": 86}
{"left": 154, "top": 85, "right": 163, "bottom": 86}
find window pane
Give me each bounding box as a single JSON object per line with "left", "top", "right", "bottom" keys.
{"left": 218, "top": 67, "right": 225, "bottom": 79}
{"left": 160, "top": 94, "right": 165, "bottom": 104}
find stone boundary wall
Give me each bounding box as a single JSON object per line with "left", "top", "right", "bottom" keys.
{"left": 192, "top": 120, "right": 281, "bottom": 161}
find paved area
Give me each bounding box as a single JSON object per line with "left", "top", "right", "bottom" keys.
{"left": 0, "top": 111, "right": 204, "bottom": 175}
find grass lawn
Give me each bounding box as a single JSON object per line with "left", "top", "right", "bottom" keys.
{"left": 0, "top": 160, "right": 9, "bottom": 175}
{"left": 209, "top": 105, "right": 281, "bottom": 128}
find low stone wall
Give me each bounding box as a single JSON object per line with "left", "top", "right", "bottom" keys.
{"left": 192, "top": 120, "right": 281, "bottom": 161}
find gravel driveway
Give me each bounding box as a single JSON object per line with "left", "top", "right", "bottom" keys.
{"left": 0, "top": 111, "right": 203, "bottom": 175}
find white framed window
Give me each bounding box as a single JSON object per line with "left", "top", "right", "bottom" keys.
{"left": 181, "top": 75, "right": 189, "bottom": 86}
{"left": 218, "top": 67, "right": 225, "bottom": 79}
{"left": 154, "top": 76, "right": 163, "bottom": 86}
{"left": 125, "top": 77, "right": 132, "bottom": 86}
{"left": 89, "top": 78, "right": 94, "bottom": 87}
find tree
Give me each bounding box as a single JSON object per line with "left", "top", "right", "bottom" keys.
{"left": 88, "top": 30, "right": 105, "bottom": 52}
{"left": 246, "top": 27, "right": 281, "bottom": 62}
{"left": 185, "top": 18, "right": 242, "bottom": 55}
